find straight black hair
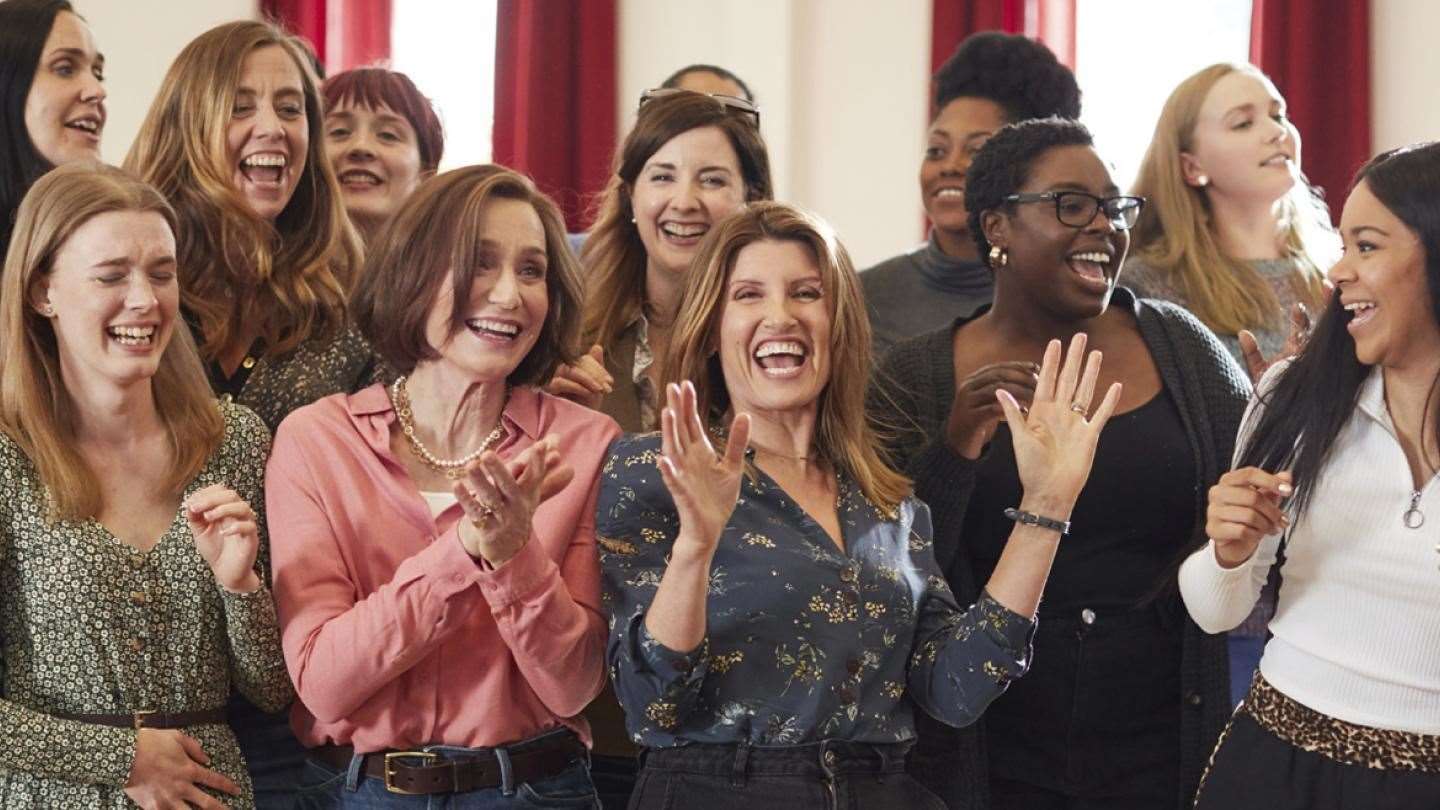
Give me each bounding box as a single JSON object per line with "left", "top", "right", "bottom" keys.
{"left": 0, "top": 0, "right": 73, "bottom": 262}
{"left": 1237, "top": 141, "right": 1440, "bottom": 516}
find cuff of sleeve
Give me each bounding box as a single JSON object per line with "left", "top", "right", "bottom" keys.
{"left": 402, "top": 527, "right": 488, "bottom": 595}
{"left": 220, "top": 580, "right": 280, "bottom": 623}
{"left": 1198, "top": 538, "right": 1263, "bottom": 575}
{"left": 476, "top": 534, "right": 557, "bottom": 609}
{"left": 975, "top": 590, "right": 1037, "bottom": 677}
{"left": 634, "top": 617, "right": 710, "bottom": 684}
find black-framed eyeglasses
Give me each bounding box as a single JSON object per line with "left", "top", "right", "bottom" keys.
{"left": 1004, "top": 191, "right": 1146, "bottom": 231}
{"left": 638, "top": 87, "right": 761, "bottom": 128}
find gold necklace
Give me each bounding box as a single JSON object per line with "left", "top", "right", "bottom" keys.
{"left": 389, "top": 376, "right": 507, "bottom": 479}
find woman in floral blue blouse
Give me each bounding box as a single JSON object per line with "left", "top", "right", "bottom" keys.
{"left": 596, "top": 201, "right": 1123, "bottom": 809}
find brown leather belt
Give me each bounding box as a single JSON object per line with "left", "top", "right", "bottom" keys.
{"left": 52, "top": 707, "right": 228, "bottom": 730}
{"left": 311, "top": 732, "right": 588, "bottom": 795}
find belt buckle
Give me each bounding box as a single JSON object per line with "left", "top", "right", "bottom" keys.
{"left": 133, "top": 710, "right": 156, "bottom": 730}
{"left": 383, "top": 751, "right": 440, "bottom": 795}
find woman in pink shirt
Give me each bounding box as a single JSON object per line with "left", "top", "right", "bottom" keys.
{"left": 267, "top": 164, "right": 619, "bottom": 808}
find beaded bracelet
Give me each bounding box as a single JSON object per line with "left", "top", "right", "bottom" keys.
{"left": 1003, "top": 507, "right": 1071, "bottom": 536}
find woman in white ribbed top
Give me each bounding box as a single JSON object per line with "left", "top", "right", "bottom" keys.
{"left": 1179, "top": 142, "right": 1440, "bottom": 809}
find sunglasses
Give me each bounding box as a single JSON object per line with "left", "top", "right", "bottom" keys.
{"left": 638, "top": 87, "right": 761, "bottom": 128}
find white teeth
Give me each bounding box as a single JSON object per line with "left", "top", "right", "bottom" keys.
{"left": 661, "top": 223, "right": 708, "bottom": 238}
{"left": 1069, "top": 251, "right": 1110, "bottom": 263}
{"left": 755, "top": 341, "right": 805, "bottom": 359}
{"left": 340, "top": 170, "right": 381, "bottom": 185}
{"left": 935, "top": 188, "right": 964, "bottom": 198}
{"left": 467, "top": 318, "right": 520, "bottom": 335}
{"left": 108, "top": 325, "right": 155, "bottom": 338}
{"left": 68, "top": 119, "right": 99, "bottom": 133}
{"left": 1344, "top": 302, "right": 1376, "bottom": 312}
{"left": 242, "top": 154, "right": 287, "bottom": 168}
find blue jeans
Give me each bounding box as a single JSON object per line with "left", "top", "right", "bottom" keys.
{"left": 294, "top": 730, "right": 598, "bottom": 809}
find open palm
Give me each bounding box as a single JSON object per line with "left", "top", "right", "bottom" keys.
{"left": 658, "top": 381, "right": 751, "bottom": 559}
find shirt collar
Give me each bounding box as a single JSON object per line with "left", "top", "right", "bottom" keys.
{"left": 1355, "top": 366, "right": 1390, "bottom": 430}
{"left": 346, "top": 381, "right": 545, "bottom": 445}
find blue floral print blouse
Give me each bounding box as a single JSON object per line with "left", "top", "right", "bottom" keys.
{"left": 596, "top": 433, "right": 1035, "bottom": 748}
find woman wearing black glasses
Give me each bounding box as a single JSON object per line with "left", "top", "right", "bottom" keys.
{"left": 873, "top": 117, "right": 1247, "bottom": 809}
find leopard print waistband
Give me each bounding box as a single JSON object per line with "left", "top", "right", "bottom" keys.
{"left": 1244, "top": 675, "right": 1440, "bottom": 773}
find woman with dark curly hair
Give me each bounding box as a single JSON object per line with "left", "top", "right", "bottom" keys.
{"left": 861, "top": 32, "right": 1081, "bottom": 356}
{"left": 873, "top": 118, "right": 1246, "bottom": 809}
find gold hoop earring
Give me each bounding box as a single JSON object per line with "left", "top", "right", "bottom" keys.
{"left": 988, "top": 245, "right": 1008, "bottom": 269}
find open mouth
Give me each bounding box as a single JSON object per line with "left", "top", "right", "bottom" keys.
{"left": 1261, "top": 153, "right": 1293, "bottom": 168}
{"left": 658, "top": 221, "right": 709, "bottom": 246}
{"left": 338, "top": 168, "right": 382, "bottom": 188}
{"left": 1344, "top": 300, "right": 1377, "bottom": 330}
{"left": 465, "top": 317, "right": 522, "bottom": 344}
{"left": 65, "top": 115, "right": 102, "bottom": 138}
{"left": 754, "top": 339, "right": 808, "bottom": 378}
{"left": 240, "top": 153, "right": 288, "bottom": 186}
{"left": 932, "top": 185, "right": 964, "bottom": 201}
{"left": 1066, "top": 250, "right": 1113, "bottom": 289}
{"left": 107, "top": 324, "right": 157, "bottom": 348}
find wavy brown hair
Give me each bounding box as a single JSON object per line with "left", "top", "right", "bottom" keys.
{"left": 661, "top": 201, "right": 910, "bottom": 514}
{"left": 352, "top": 164, "right": 582, "bottom": 384}
{"left": 1130, "top": 63, "right": 1335, "bottom": 336}
{"left": 124, "top": 20, "right": 361, "bottom": 361}
{"left": 0, "top": 163, "right": 223, "bottom": 521}
{"left": 580, "top": 91, "right": 773, "bottom": 355}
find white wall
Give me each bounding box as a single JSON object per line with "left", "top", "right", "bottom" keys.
{"left": 1371, "top": 0, "right": 1440, "bottom": 153}
{"left": 74, "top": 0, "right": 259, "bottom": 166}
{"left": 618, "top": 0, "right": 932, "bottom": 269}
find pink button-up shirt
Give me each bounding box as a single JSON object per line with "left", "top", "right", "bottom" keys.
{"left": 267, "top": 383, "right": 619, "bottom": 752}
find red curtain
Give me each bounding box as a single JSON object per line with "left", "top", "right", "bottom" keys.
{"left": 1250, "top": 0, "right": 1370, "bottom": 219}
{"left": 261, "top": 0, "right": 392, "bottom": 75}
{"left": 931, "top": 0, "right": 1076, "bottom": 78}
{"left": 492, "top": 0, "right": 617, "bottom": 232}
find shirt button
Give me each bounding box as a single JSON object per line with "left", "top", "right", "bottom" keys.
{"left": 128, "top": 638, "right": 143, "bottom": 652}
{"left": 1080, "top": 608, "right": 1096, "bottom": 626}
{"left": 841, "top": 590, "right": 858, "bottom": 605}
{"left": 823, "top": 750, "right": 837, "bottom": 767}
{"left": 241, "top": 356, "right": 256, "bottom": 369}
{"left": 839, "top": 567, "right": 856, "bottom": 584}
{"left": 846, "top": 658, "right": 862, "bottom": 675}
{"left": 130, "top": 591, "right": 148, "bottom": 605}
{"left": 1186, "top": 691, "right": 1203, "bottom": 707}
{"left": 838, "top": 687, "right": 857, "bottom": 704}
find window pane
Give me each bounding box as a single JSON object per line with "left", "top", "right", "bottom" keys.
{"left": 391, "top": 0, "right": 499, "bottom": 170}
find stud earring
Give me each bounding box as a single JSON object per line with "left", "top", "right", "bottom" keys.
{"left": 988, "top": 245, "right": 1008, "bottom": 269}
{"left": 41, "top": 304, "right": 54, "bottom": 316}
{"left": 1195, "top": 174, "right": 1209, "bottom": 187}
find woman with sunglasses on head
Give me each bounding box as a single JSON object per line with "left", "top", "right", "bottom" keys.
{"left": 1127, "top": 64, "right": 1340, "bottom": 704}
{"left": 0, "top": 163, "right": 290, "bottom": 809}
{"left": 600, "top": 201, "right": 1122, "bottom": 809}
{"left": 861, "top": 32, "right": 1081, "bottom": 358}
{"left": 0, "top": 0, "right": 106, "bottom": 262}
{"left": 125, "top": 20, "right": 371, "bottom": 805}
{"left": 1183, "top": 142, "right": 1440, "bottom": 810}
{"left": 874, "top": 118, "right": 1248, "bottom": 809}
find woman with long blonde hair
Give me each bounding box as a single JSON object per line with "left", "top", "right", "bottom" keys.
{"left": 125, "top": 20, "right": 371, "bottom": 805}
{"left": 599, "top": 201, "right": 1122, "bottom": 809}
{"left": 1128, "top": 62, "right": 1337, "bottom": 377}
{"left": 0, "top": 162, "right": 289, "bottom": 809}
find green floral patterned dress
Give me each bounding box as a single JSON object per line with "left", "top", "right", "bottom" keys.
{"left": 0, "top": 401, "right": 293, "bottom": 808}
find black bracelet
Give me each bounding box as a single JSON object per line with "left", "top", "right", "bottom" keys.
{"left": 1003, "top": 507, "right": 1070, "bottom": 536}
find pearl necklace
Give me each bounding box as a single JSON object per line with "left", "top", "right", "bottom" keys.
{"left": 390, "top": 376, "right": 507, "bottom": 479}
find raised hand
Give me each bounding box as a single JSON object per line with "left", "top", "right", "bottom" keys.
{"left": 123, "top": 728, "right": 239, "bottom": 810}
{"left": 1239, "top": 302, "right": 1311, "bottom": 384}
{"left": 944, "top": 360, "right": 1041, "bottom": 458}
{"left": 453, "top": 434, "right": 573, "bottom": 567}
{"left": 658, "top": 381, "right": 750, "bottom": 561}
{"left": 1206, "top": 467, "right": 1292, "bottom": 568}
{"left": 544, "top": 344, "right": 613, "bottom": 410}
{"left": 185, "top": 485, "right": 261, "bottom": 594}
{"left": 994, "top": 334, "right": 1122, "bottom": 508}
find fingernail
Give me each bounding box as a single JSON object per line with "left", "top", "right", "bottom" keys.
{"left": 1278, "top": 483, "right": 1293, "bottom": 495}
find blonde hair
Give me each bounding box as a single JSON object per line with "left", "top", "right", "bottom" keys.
{"left": 0, "top": 163, "right": 224, "bottom": 522}
{"left": 661, "top": 201, "right": 910, "bottom": 514}
{"left": 580, "top": 91, "right": 773, "bottom": 354}
{"left": 124, "top": 20, "right": 361, "bottom": 360}
{"left": 1130, "top": 63, "right": 1335, "bottom": 335}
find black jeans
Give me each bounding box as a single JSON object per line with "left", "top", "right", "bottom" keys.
{"left": 629, "top": 740, "right": 944, "bottom": 810}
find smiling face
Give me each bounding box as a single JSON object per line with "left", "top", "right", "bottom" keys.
{"left": 921, "top": 96, "right": 1008, "bottom": 250}
{"left": 1331, "top": 180, "right": 1440, "bottom": 369}
{"left": 630, "top": 125, "right": 747, "bottom": 279}
{"left": 717, "top": 239, "right": 832, "bottom": 419}
{"left": 225, "top": 45, "right": 308, "bottom": 222}
{"left": 36, "top": 210, "right": 179, "bottom": 391}
{"left": 420, "top": 198, "right": 550, "bottom": 384}
{"left": 325, "top": 101, "right": 427, "bottom": 228}
{"left": 1184, "top": 71, "right": 1300, "bottom": 207}
{"left": 23, "top": 11, "right": 106, "bottom": 167}
{"left": 987, "top": 144, "right": 1131, "bottom": 319}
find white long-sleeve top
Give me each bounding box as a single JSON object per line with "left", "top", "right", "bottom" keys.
{"left": 1179, "top": 366, "right": 1440, "bottom": 735}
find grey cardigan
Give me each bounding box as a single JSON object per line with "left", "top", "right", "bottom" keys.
{"left": 869, "top": 288, "right": 1249, "bottom": 810}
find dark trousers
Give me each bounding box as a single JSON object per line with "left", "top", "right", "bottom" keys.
{"left": 1195, "top": 711, "right": 1440, "bottom": 810}
{"left": 230, "top": 693, "right": 307, "bottom": 809}
{"left": 629, "top": 740, "right": 944, "bottom": 810}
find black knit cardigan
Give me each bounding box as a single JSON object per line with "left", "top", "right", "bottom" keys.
{"left": 869, "top": 289, "right": 1248, "bottom": 810}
